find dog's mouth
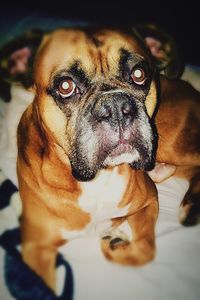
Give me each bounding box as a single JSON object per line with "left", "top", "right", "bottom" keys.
{"left": 109, "top": 142, "right": 133, "bottom": 157}
{"left": 103, "top": 141, "right": 140, "bottom": 167}
{"left": 70, "top": 133, "right": 155, "bottom": 181}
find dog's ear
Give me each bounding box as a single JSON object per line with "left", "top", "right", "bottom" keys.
{"left": 134, "top": 23, "right": 184, "bottom": 79}
{"left": 0, "top": 29, "right": 44, "bottom": 101}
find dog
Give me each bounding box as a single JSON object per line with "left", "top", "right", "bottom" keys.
{"left": 1, "top": 25, "right": 200, "bottom": 293}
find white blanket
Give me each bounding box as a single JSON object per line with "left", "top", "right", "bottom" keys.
{"left": 0, "top": 66, "right": 200, "bottom": 300}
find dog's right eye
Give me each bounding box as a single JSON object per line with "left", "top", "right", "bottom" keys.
{"left": 56, "top": 78, "right": 79, "bottom": 98}
{"left": 130, "top": 67, "right": 146, "bottom": 85}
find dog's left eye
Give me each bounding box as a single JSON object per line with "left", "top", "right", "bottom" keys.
{"left": 56, "top": 78, "right": 78, "bottom": 98}
{"left": 130, "top": 68, "right": 146, "bottom": 85}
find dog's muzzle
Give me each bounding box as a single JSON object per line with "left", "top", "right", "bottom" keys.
{"left": 70, "top": 90, "right": 156, "bottom": 181}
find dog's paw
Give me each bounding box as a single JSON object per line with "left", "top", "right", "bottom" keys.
{"left": 101, "top": 231, "right": 155, "bottom": 266}
{"left": 101, "top": 228, "right": 130, "bottom": 250}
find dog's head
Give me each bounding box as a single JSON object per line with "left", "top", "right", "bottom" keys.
{"left": 33, "top": 27, "right": 159, "bottom": 181}
{"left": 11, "top": 25, "right": 182, "bottom": 181}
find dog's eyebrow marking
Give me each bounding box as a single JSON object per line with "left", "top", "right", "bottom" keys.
{"left": 118, "top": 48, "right": 146, "bottom": 78}
{"left": 119, "top": 48, "right": 134, "bottom": 67}
{"left": 68, "top": 61, "right": 90, "bottom": 86}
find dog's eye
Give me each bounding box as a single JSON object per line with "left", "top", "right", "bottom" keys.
{"left": 57, "top": 78, "right": 78, "bottom": 98}
{"left": 130, "top": 68, "right": 146, "bottom": 85}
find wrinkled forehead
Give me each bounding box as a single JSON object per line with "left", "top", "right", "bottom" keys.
{"left": 34, "top": 28, "right": 149, "bottom": 85}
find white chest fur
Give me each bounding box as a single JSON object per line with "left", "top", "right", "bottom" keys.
{"left": 79, "top": 167, "right": 130, "bottom": 221}
{"left": 60, "top": 167, "right": 131, "bottom": 240}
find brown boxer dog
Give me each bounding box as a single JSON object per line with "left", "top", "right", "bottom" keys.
{"left": 13, "top": 26, "right": 200, "bottom": 292}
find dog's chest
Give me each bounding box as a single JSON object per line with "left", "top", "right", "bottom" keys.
{"left": 60, "top": 168, "right": 131, "bottom": 239}
{"left": 79, "top": 168, "right": 130, "bottom": 221}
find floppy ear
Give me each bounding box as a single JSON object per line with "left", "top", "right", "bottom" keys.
{"left": 0, "top": 29, "right": 44, "bottom": 101}
{"left": 134, "top": 23, "right": 184, "bottom": 79}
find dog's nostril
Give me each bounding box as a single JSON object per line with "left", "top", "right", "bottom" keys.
{"left": 122, "top": 102, "right": 132, "bottom": 115}
{"left": 98, "top": 105, "right": 112, "bottom": 120}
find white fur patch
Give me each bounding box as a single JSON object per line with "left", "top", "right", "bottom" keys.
{"left": 104, "top": 150, "right": 140, "bottom": 166}
{"left": 100, "top": 220, "right": 133, "bottom": 242}
{"left": 117, "top": 220, "right": 133, "bottom": 241}
{"left": 60, "top": 167, "right": 131, "bottom": 239}
{"left": 78, "top": 167, "right": 130, "bottom": 220}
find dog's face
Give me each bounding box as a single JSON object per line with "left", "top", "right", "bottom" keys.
{"left": 34, "top": 28, "right": 158, "bottom": 181}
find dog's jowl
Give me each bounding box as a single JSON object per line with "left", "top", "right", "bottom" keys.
{"left": 15, "top": 27, "right": 200, "bottom": 292}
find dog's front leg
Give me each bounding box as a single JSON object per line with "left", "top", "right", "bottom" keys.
{"left": 101, "top": 198, "right": 158, "bottom": 266}
{"left": 22, "top": 242, "right": 57, "bottom": 291}
{"left": 20, "top": 210, "right": 66, "bottom": 293}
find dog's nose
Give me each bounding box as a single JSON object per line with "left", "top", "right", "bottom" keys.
{"left": 92, "top": 92, "right": 136, "bottom": 127}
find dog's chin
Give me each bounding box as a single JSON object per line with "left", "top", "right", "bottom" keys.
{"left": 71, "top": 152, "right": 137, "bottom": 182}
{"left": 71, "top": 152, "right": 155, "bottom": 182}
{"left": 103, "top": 149, "right": 140, "bottom": 167}
{"left": 103, "top": 144, "right": 156, "bottom": 171}
{"left": 70, "top": 151, "right": 137, "bottom": 182}
{"left": 70, "top": 144, "right": 155, "bottom": 182}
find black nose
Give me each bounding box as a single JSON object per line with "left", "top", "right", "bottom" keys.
{"left": 92, "top": 92, "right": 136, "bottom": 127}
